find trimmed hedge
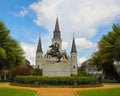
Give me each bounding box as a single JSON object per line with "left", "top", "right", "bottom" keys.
{"left": 14, "top": 76, "right": 98, "bottom": 85}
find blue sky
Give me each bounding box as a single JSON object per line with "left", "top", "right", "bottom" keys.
{"left": 0, "top": 0, "right": 120, "bottom": 66}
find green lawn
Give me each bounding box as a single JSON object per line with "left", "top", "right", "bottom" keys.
{"left": 0, "top": 88, "right": 37, "bottom": 96}
{"left": 77, "top": 88, "right": 120, "bottom": 96}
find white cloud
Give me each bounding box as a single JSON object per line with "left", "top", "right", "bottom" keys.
{"left": 25, "top": 0, "right": 120, "bottom": 65}
{"left": 78, "top": 56, "right": 87, "bottom": 66}
{"left": 76, "top": 38, "right": 96, "bottom": 51}
{"left": 29, "top": 0, "right": 120, "bottom": 39}
{"left": 20, "top": 42, "right": 36, "bottom": 65}
{"left": 62, "top": 41, "right": 68, "bottom": 50}
{"left": 19, "top": 9, "right": 28, "bottom": 17}
{"left": 12, "top": 8, "right": 28, "bottom": 17}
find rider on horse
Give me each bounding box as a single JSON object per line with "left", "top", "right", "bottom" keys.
{"left": 47, "top": 43, "right": 68, "bottom": 62}
{"left": 49, "top": 43, "right": 60, "bottom": 56}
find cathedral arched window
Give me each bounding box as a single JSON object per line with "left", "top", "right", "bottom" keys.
{"left": 37, "top": 65, "right": 39, "bottom": 68}
{"left": 73, "top": 65, "right": 75, "bottom": 69}
{"left": 74, "top": 56, "right": 76, "bottom": 59}
{"left": 37, "top": 56, "right": 40, "bottom": 59}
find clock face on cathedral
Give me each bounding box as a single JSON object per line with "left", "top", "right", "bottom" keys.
{"left": 35, "top": 17, "right": 77, "bottom": 76}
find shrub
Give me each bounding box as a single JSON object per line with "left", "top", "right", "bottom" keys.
{"left": 10, "top": 67, "right": 31, "bottom": 76}
{"left": 14, "top": 76, "right": 98, "bottom": 86}
{"left": 32, "top": 68, "right": 42, "bottom": 76}
{"left": 77, "top": 72, "right": 91, "bottom": 77}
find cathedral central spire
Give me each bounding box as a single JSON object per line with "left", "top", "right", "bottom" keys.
{"left": 55, "top": 17, "right": 59, "bottom": 31}
{"left": 53, "top": 17, "right": 61, "bottom": 39}
{"left": 52, "top": 17, "right": 62, "bottom": 50}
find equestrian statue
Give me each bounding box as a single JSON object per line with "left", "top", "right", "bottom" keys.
{"left": 46, "top": 43, "right": 68, "bottom": 62}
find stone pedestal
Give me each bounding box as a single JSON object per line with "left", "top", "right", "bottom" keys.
{"left": 43, "top": 61, "right": 71, "bottom": 76}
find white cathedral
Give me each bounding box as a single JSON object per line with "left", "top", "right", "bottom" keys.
{"left": 35, "top": 18, "right": 78, "bottom": 76}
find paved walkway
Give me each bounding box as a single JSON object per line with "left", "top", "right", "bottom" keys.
{"left": 0, "top": 83, "right": 120, "bottom": 96}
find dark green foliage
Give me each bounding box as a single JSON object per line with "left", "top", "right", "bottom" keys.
{"left": 89, "top": 24, "right": 120, "bottom": 81}
{"left": 78, "top": 72, "right": 91, "bottom": 77}
{"left": 0, "top": 20, "right": 24, "bottom": 71}
{"left": 103, "top": 79, "right": 120, "bottom": 83}
{"left": 32, "top": 68, "right": 42, "bottom": 76}
{"left": 14, "top": 76, "right": 98, "bottom": 86}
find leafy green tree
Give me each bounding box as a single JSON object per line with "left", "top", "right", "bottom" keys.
{"left": 89, "top": 24, "right": 120, "bottom": 81}
{"left": 88, "top": 51, "right": 102, "bottom": 71}
{"left": 0, "top": 20, "right": 25, "bottom": 70}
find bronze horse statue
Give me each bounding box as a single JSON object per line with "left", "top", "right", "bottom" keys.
{"left": 46, "top": 43, "right": 68, "bottom": 62}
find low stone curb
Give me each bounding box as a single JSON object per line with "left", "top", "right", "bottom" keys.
{"left": 74, "top": 91, "right": 79, "bottom": 96}
{"left": 35, "top": 91, "right": 40, "bottom": 96}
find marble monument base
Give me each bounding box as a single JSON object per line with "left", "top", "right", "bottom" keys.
{"left": 43, "top": 61, "right": 71, "bottom": 76}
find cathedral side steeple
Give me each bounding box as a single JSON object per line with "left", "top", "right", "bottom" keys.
{"left": 70, "top": 35, "right": 77, "bottom": 75}
{"left": 71, "top": 36, "right": 77, "bottom": 53}
{"left": 37, "top": 37, "right": 43, "bottom": 52}
{"left": 36, "top": 37, "right": 43, "bottom": 69}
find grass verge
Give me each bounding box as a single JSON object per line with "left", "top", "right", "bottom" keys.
{"left": 77, "top": 88, "right": 120, "bottom": 96}
{"left": 0, "top": 88, "right": 37, "bottom": 96}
